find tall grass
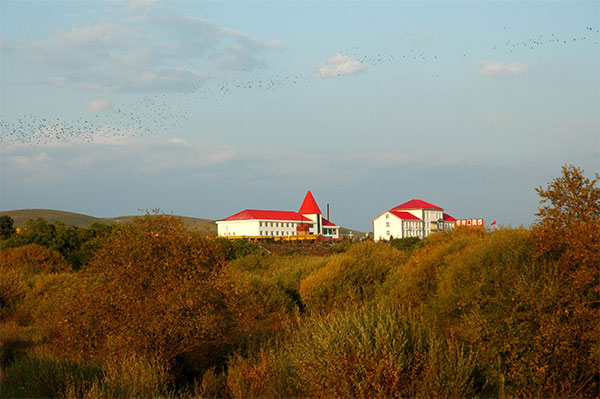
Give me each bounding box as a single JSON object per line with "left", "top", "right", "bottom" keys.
{"left": 227, "top": 304, "right": 481, "bottom": 398}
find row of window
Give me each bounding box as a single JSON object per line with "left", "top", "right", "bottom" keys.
{"left": 259, "top": 221, "right": 315, "bottom": 228}
{"left": 260, "top": 231, "right": 296, "bottom": 236}
{"left": 386, "top": 228, "right": 423, "bottom": 236}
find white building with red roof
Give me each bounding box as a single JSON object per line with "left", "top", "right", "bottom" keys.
{"left": 216, "top": 191, "right": 340, "bottom": 239}
{"left": 372, "top": 199, "right": 457, "bottom": 241}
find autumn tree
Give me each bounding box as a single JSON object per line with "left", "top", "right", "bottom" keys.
{"left": 529, "top": 165, "right": 599, "bottom": 396}
{"left": 0, "top": 244, "right": 69, "bottom": 320}
{"left": 532, "top": 165, "right": 600, "bottom": 294}
{"left": 50, "top": 214, "right": 259, "bottom": 374}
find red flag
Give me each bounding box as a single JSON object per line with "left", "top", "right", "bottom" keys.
{"left": 491, "top": 220, "right": 497, "bottom": 226}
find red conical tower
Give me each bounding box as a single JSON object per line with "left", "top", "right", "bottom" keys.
{"left": 299, "top": 190, "right": 322, "bottom": 235}
{"left": 299, "top": 190, "right": 322, "bottom": 214}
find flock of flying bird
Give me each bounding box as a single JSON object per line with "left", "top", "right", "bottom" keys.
{"left": 1, "top": 25, "right": 598, "bottom": 147}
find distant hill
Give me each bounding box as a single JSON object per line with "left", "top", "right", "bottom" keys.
{"left": 339, "top": 227, "right": 368, "bottom": 240}
{"left": 0, "top": 209, "right": 364, "bottom": 238}
{"left": 0, "top": 209, "right": 102, "bottom": 228}
{"left": 0, "top": 209, "right": 217, "bottom": 233}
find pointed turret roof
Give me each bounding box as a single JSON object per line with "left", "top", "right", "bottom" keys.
{"left": 299, "top": 190, "right": 322, "bottom": 215}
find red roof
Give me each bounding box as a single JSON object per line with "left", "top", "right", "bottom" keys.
{"left": 392, "top": 199, "right": 442, "bottom": 211}
{"left": 389, "top": 210, "right": 422, "bottom": 221}
{"left": 218, "top": 209, "right": 312, "bottom": 222}
{"left": 299, "top": 190, "right": 322, "bottom": 215}
{"left": 322, "top": 217, "right": 338, "bottom": 227}
{"left": 443, "top": 213, "right": 457, "bottom": 222}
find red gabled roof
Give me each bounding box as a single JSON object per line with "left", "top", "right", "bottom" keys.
{"left": 218, "top": 209, "right": 312, "bottom": 222}
{"left": 322, "top": 217, "right": 338, "bottom": 227}
{"left": 443, "top": 213, "right": 457, "bottom": 222}
{"left": 389, "top": 210, "right": 422, "bottom": 221}
{"left": 299, "top": 190, "right": 322, "bottom": 215}
{"left": 392, "top": 199, "right": 443, "bottom": 211}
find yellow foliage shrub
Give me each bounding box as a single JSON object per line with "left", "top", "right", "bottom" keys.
{"left": 299, "top": 241, "right": 408, "bottom": 312}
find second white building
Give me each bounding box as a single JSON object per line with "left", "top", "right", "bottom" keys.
{"left": 372, "top": 199, "right": 456, "bottom": 241}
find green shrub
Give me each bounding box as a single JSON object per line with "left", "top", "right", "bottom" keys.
{"left": 329, "top": 239, "right": 352, "bottom": 253}
{"left": 388, "top": 236, "right": 422, "bottom": 253}
{"left": 0, "top": 356, "right": 101, "bottom": 398}
{"left": 218, "top": 238, "right": 263, "bottom": 260}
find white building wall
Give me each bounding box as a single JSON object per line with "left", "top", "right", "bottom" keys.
{"left": 373, "top": 212, "right": 404, "bottom": 241}
{"left": 301, "top": 214, "right": 321, "bottom": 234}
{"left": 374, "top": 213, "right": 428, "bottom": 241}
{"left": 258, "top": 220, "right": 303, "bottom": 237}
{"left": 402, "top": 220, "right": 423, "bottom": 238}
{"left": 217, "top": 219, "right": 340, "bottom": 238}
{"left": 403, "top": 209, "right": 444, "bottom": 237}
{"left": 217, "top": 220, "right": 260, "bottom": 237}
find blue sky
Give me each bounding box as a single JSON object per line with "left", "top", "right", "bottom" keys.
{"left": 1, "top": 0, "right": 598, "bottom": 231}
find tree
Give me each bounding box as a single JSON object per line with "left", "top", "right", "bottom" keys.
{"left": 0, "top": 216, "right": 16, "bottom": 240}
{"left": 51, "top": 214, "right": 259, "bottom": 370}
{"left": 1, "top": 218, "right": 56, "bottom": 249}
{"left": 532, "top": 165, "right": 600, "bottom": 294}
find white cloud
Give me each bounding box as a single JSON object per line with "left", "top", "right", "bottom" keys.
{"left": 127, "top": 0, "right": 158, "bottom": 10}
{"left": 48, "top": 23, "right": 137, "bottom": 47}
{"left": 318, "top": 54, "right": 366, "bottom": 78}
{"left": 13, "top": 12, "right": 281, "bottom": 93}
{"left": 50, "top": 76, "right": 67, "bottom": 86}
{"left": 479, "top": 61, "right": 532, "bottom": 77}
{"left": 5, "top": 151, "right": 64, "bottom": 184}
{"left": 108, "top": 0, "right": 158, "bottom": 11}
{"left": 85, "top": 99, "right": 113, "bottom": 113}
{"left": 12, "top": 152, "right": 55, "bottom": 171}
{"left": 169, "top": 137, "right": 187, "bottom": 144}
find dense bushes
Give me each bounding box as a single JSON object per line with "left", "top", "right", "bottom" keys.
{"left": 1, "top": 219, "right": 112, "bottom": 269}
{"left": 48, "top": 215, "right": 260, "bottom": 367}
{"left": 1, "top": 165, "right": 597, "bottom": 397}
{"left": 0, "top": 244, "right": 69, "bottom": 320}
{"left": 227, "top": 304, "right": 482, "bottom": 398}
{"left": 299, "top": 242, "right": 407, "bottom": 312}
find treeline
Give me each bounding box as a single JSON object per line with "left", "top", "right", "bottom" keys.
{"left": 1, "top": 165, "right": 598, "bottom": 398}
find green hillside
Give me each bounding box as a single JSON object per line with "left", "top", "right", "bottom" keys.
{"left": 0, "top": 209, "right": 101, "bottom": 228}
{"left": 0, "top": 209, "right": 217, "bottom": 233}
{"left": 106, "top": 215, "right": 217, "bottom": 233}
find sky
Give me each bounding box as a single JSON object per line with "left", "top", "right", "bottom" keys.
{"left": 1, "top": 0, "right": 599, "bottom": 232}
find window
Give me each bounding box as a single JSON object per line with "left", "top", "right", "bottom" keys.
{"left": 386, "top": 230, "right": 390, "bottom": 236}
{"left": 386, "top": 213, "right": 389, "bottom": 219}
{"left": 386, "top": 222, "right": 390, "bottom": 227}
